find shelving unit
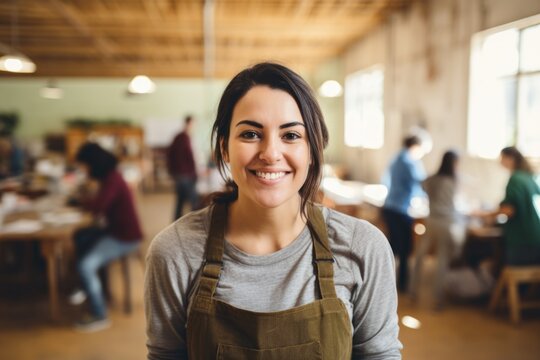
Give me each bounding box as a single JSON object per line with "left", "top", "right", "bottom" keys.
{"left": 65, "top": 125, "right": 145, "bottom": 188}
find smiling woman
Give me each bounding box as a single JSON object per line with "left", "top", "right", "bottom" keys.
{"left": 226, "top": 86, "right": 310, "bottom": 215}
{"left": 144, "top": 62, "right": 402, "bottom": 360}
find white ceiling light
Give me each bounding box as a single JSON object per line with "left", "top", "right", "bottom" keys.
{"left": 0, "top": 0, "right": 36, "bottom": 74}
{"left": 128, "top": 75, "right": 156, "bottom": 94}
{"left": 40, "top": 80, "right": 63, "bottom": 99}
{"left": 318, "top": 80, "right": 343, "bottom": 98}
{"left": 0, "top": 54, "right": 36, "bottom": 73}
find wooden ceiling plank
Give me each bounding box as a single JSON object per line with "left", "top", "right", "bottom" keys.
{"left": 294, "top": 0, "right": 314, "bottom": 18}
{"left": 142, "top": 0, "right": 164, "bottom": 24}
{"left": 45, "top": 0, "right": 115, "bottom": 58}
{"left": 0, "top": 0, "right": 412, "bottom": 78}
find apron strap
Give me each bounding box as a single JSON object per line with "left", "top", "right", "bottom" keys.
{"left": 197, "top": 202, "right": 227, "bottom": 298}
{"left": 307, "top": 204, "right": 337, "bottom": 299}
{"left": 197, "top": 202, "right": 337, "bottom": 299}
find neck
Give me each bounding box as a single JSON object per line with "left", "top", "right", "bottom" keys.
{"left": 227, "top": 196, "right": 306, "bottom": 255}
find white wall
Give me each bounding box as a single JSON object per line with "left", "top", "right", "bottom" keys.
{"left": 343, "top": 0, "right": 540, "bottom": 205}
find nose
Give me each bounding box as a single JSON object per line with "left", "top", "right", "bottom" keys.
{"left": 259, "top": 136, "right": 282, "bottom": 163}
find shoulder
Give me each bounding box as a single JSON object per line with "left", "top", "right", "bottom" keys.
{"left": 426, "top": 174, "right": 452, "bottom": 187}
{"left": 102, "top": 170, "right": 126, "bottom": 188}
{"left": 392, "top": 151, "right": 406, "bottom": 164}
{"left": 170, "top": 132, "right": 185, "bottom": 145}
{"left": 507, "top": 171, "right": 527, "bottom": 188}
{"left": 146, "top": 206, "right": 211, "bottom": 268}
{"left": 323, "top": 207, "right": 391, "bottom": 261}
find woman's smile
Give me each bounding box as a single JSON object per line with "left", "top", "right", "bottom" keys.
{"left": 250, "top": 169, "right": 289, "bottom": 181}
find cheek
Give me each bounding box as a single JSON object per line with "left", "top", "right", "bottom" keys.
{"left": 290, "top": 147, "right": 311, "bottom": 175}
{"left": 228, "top": 145, "right": 252, "bottom": 171}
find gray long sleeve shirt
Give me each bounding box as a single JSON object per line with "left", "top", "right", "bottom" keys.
{"left": 145, "top": 206, "right": 402, "bottom": 359}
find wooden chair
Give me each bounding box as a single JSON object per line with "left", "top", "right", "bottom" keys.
{"left": 489, "top": 265, "right": 540, "bottom": 324}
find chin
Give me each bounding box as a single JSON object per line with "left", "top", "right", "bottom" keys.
{"left": 249, "top": 192, "right": 300, "bottom": 210}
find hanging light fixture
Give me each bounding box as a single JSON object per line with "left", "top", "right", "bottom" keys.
{"left": 0, "top": 0, "right": 36, "bottom": 74}
{"left": 40, "top": 80, "right": 63, "bottom": 99}
{"left": 318, "top": 80, "right": 343, "bottom": 98}
{"left": 126, "top": 26, "right": 156, "bottom": 95}
{"left": 127, "top": 75, "right": 156, "bottom": 94}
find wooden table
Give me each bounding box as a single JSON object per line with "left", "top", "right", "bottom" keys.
{"left": 0, "top": 208, "right": 91, "bottom": 320}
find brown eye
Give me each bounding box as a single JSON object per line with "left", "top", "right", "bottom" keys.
{"left": 283, "top": 132, "right": 301, "bottom": 141}
{"left": 240, "top": 130, "right": 260, "bottom": 140}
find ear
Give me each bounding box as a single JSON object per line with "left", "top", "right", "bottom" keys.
{"left": 220, "top": 139, "right": 229, "bottom": 163}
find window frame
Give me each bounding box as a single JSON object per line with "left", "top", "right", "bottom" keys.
{"left": 468, "top": 13, "right": 540, "bottom": 159}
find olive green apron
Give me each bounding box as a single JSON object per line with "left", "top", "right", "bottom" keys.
{"left": 186, "top": 203, "right": 352, "bottom": 359}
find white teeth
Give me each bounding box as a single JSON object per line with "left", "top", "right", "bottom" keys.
{"left": 255, "top": 171, "right": 285, "bottom": 180}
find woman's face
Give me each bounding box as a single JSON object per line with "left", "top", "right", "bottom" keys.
{"left": 500, "top": 154, "right": 514, "bottom": 171}
{"left": 453, "top": 158, "right": 460, "bottom": 172}
{"left": 77, "top": 162, "right": 89, "bottom": 177}
{"left": 225, "top": 85, "right": 310, "bottom": 210}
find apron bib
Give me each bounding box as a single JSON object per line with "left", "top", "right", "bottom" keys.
{"left": 186, "top": 203, "right": 352, "bottom": 359}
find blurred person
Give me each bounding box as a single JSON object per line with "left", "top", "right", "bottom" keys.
{"left": 382, "top": 135, "right": 427, "bottom": 292}
{"left": 71, "top": 142, "right": 143, "bottom": 332}
{"left": 0, "top": 137, "right": 24, "bottom": 179}
{"left": 479, "top": 147, "right": 540, "bottom": 265}
{"left": 410, "top": 150, "right": 466, "bottom": 308}
{"left": 145, "top": 63, "right": 402, "bottom": 359}
{"left": 167, "top": 115, "right": 199, "bottom": 220}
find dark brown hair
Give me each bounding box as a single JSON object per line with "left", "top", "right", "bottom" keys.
{"left": 403, "top": 135, "right": 421, "bottom": 149}
{"left": 437, "top": 150, "right": 460, "bottom": 178}
{"left": 75, "top": 142, "right": 118, "bottom": 180}
{"left": 501, "top": 146, "right": 533, "bottom": 174}
{"left": 210, "top": 62, "right": 329, "bottom": 216}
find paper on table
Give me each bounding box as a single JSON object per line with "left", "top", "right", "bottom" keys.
{"left": 40, "top": 211, "right": 82, "bottom": 225}
{"left": 0, "top": 219, "right": 44, "bottom": 234}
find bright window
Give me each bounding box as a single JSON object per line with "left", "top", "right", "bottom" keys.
{"left": 344, "top": 66, "right": 384, "bottom": 149}
{"left": 468, "top": 15, "right": 540, "bottom": 158}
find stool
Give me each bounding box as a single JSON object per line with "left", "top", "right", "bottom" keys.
{"left": 103, "top": 247, "right": 145, "bottom": 314}
{"left": 489, "top": 265, "right": 540, "bottom": 323}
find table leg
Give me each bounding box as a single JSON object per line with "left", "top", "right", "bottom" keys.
{"left": 41, "top": 241, "right": 62, "bottom": 321}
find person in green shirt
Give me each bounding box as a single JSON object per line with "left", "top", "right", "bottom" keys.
{"left": 487, "top": 147, "right": 540, "bottom": 265}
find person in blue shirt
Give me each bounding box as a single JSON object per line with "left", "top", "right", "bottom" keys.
{"left": 382, "top": 135, "right": 426, "bottom": 292}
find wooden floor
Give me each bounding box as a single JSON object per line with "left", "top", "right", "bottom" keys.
{"left": 1, "top": 193, "right": 539, "bottom": 360}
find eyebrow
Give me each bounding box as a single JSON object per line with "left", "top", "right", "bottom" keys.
{"left": 235, "top": 120, "right": 305, "bottom": 129}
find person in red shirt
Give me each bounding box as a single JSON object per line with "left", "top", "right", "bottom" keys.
{"left": 72, "top": 142, "right": 143, "bottom": 332}
{"left": 167, "top": 115, "right": 199, "bottom": 219}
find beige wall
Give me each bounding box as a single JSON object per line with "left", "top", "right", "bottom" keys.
{"left": 342, "top": 0, "right": 540, "bottom": 205}
{"left": 309, "top": 58, "right": 345, "bottom": 164}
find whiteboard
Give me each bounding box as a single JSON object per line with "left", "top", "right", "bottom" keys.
{"left": 143, "top": 118, "right": 183, "bottom": 148}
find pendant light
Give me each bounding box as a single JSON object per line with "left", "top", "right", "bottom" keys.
{"left": 126, "top": 25, "right": 156, "bottom": 95}
{"left": 0, "top": 0, "right": 36, "bottom": 74}
{"left": 318, "top": 80, "right": 343, "bottom": 98}
{"left": 40, "top": 80, "right": 64, "bottom": 99}
{"left": 127, "top": 75, "right": 156, "bottom": 94}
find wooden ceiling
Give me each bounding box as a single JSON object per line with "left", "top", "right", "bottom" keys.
{"left": 0, "top": 0, "right": 413, "bottom": 78}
